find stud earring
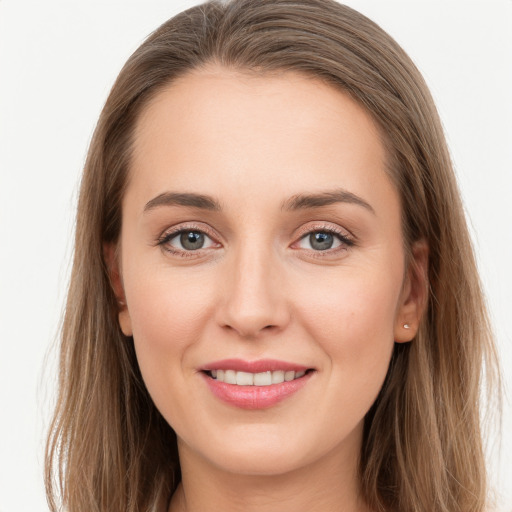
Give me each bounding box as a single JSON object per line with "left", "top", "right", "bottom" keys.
{"left": 403, "top": 323, "right": 410, "bottom": 329}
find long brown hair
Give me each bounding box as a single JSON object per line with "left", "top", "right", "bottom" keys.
{"left": 45, "top": 1, "right": 500, "bottom": 510}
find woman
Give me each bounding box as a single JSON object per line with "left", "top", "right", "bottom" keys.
{"left": 44, "top": 1, "right": 501, "bottom": 511}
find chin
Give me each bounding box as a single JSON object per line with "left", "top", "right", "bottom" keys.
{"left": 190, "top": 423, "right": 352, "bottom": 477}
{"left": 210, "top": 445, "right": 309, "bottom": 476}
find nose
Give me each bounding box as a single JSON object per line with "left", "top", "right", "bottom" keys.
{"left": 216, "top": 242, "right": 291, "bottom": 339}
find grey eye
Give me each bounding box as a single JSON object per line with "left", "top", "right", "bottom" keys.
{"left": 180, "top": 231, "right": 205, "bottom": 250}
{"left": 297, "top": 231, "right": 345, "bottom": 251}
{"left": 163, "top": 230, "right": 216, "bottom": 251}
{"left": 309, "top": 232, "right": 334, "bottom": 251}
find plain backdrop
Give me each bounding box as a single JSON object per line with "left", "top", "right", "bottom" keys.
{"left": 0, "top": 1, "right": 511, "bottom": 511}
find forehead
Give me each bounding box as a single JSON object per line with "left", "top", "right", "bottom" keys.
{"left": 128, "top": 66, "right": 398, "bottom": 219}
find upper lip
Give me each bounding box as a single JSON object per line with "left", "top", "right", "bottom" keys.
{"left": 201, "top": 358, "right": 311, "bottom": 373}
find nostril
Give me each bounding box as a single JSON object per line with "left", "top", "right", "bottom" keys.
{"left": 221, "top": 322, "right": 280, "bottom": 339}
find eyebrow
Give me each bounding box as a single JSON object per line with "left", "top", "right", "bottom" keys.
{"left": 281, "top": 189, "right": 375, "bottom": 214}
{"left": 143, "top": 188, "right": 374, "bottom": 214}
{"left": 144, "top": 192, "right": 222, "bottom": 212}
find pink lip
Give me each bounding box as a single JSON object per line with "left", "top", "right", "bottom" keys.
{"left": 201, "top": 358, "right": 310, "bottom": 373}
{"left": 200, "top": 359, "right": 314, "bottom": 410}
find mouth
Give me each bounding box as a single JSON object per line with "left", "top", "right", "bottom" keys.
{"left": 200, "top": 359, "right": 316, "bottom": 409}
{"left": 203, "top": 368, "right": 312, "bottom": 386}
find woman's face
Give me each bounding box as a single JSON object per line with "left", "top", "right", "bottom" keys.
{"left": 113, "top": 67, "right": 422, "bottom": 476}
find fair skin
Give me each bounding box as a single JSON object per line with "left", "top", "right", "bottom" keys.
{"left": 107, "top": 67, "right": 427, "bottom": 512}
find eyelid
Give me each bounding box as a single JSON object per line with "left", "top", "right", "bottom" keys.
{"left": 155, "top": 221, "right": 355, "bottom": 258}
{"left": 293, "top": 221, "right": 353, "bottom": 241}
{"left": 157, "top": 222, "right": 216, "bottom": 241}
{"left": 156, "top": 222, "right": 222, "bottom": 256}
{"left": 291, "top": 222, "right": 355, "bottom": 255}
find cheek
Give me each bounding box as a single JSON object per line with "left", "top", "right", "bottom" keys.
{"left": 124, "top": 270, "right": 216, "bottom": 394}
{"left": 294, "top": 267, "right": 400, "bottom": 398}
{"left": 124, "top": 270, "right": 223, "bottom": 434}
{"left": 297, "top": 268, "right": 400, "bottom": 342}
{"left": 127, "top": 268, "right": 213, "bottom": 342}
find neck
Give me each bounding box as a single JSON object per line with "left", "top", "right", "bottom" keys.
{"left": 168, "top": 429, "right": 370, "bottom": 512}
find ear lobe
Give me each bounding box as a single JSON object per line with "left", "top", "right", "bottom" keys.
{"left": 103, "top": 243, "right": 133, "bottom": 337}
{"left": 394, "top": 239, "right": 429, "bottom": 343}
{"left": 118, "top": 309, "right": 133, "bottom": 337}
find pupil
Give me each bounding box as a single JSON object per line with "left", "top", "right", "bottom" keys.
{"left": 310, "top": 232, "right": 333, "bottom": 251}
{"left": 180, "top": 231, "right": 204, "bottom": 250}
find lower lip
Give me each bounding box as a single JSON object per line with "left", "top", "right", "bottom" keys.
{"left": 202, "top": 372, "right": 313, "bottom": 410}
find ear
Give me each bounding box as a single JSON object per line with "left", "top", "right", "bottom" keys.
{"left": 103, "top": 242, "right": 133, "bottom": 337}
{"left": 394, "top": 239, "right": 429, "bottom": 343}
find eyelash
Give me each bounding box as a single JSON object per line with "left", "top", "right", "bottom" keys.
{"left": 156, "top": 223, "right": 355, "bottom": 259}
{"left": 293, "top": 224, "right": 355, "bottom": 257}
{"left": 156, "top": 223, "right": 218, "bottom": 259}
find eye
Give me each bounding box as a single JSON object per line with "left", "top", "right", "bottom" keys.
{"left": 299, "top": 232, "right": 340, "bottom": 251}
{"left": 294, "top": 227, "right": 354, "bottom": 253}
{"left": 173, "top": 231, "right": 211, "bottom": 250}
{"left": 158, "top": 227, "right": 219, "bottom": 254}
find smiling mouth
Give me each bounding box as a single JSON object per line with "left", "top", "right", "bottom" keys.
{"left": 204, "top": 369, "right": 313, "bottom": 386}
{"left": 201, "top": 362, "right": 316, "bottom": 409}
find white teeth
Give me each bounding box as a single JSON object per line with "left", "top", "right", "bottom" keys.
{"left": 271, "top": 370, "right": 285, "bottom": 384}
{"left": 253, "top": 371, "right": 272, "bottom": 386}
{"left": 210, "top": 369, "right": 308, "bottom": 386}
{"left": 236, "top": 371, "right": 254, "bottom": 386}
{"left": 224, "top": 369, "right": 236, "bottom": 384}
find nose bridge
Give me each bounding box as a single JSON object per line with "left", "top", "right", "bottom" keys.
{"left": 218, "top": 236, "right": 288, "bottom": 338}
